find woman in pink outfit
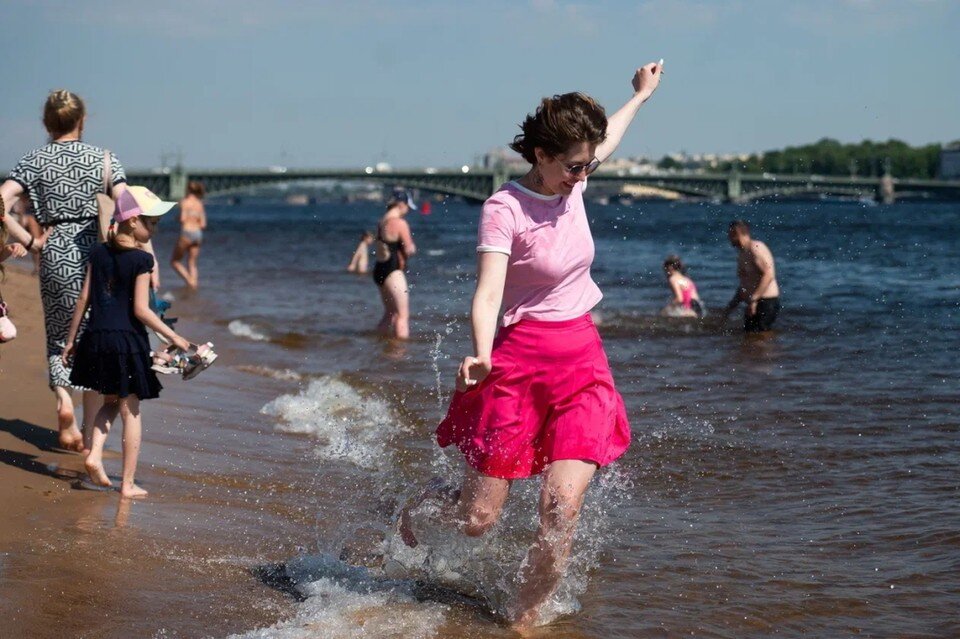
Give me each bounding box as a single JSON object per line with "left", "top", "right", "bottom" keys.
{"left": 401, "top": 61, "right": 663, "bottom": 630}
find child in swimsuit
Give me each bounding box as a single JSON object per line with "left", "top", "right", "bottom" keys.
{"left": 660, "top": 254, "right": 704, "bottom": 318}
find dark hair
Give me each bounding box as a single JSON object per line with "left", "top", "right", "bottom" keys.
{"left": 186, "top": 181, "right": 206, "bottom": 198}
{"left": 43, "top": 90, "right": 86, "bottom": 139}
{"left": 663, "top": 254, "right": 687, "bottom": 275}
{"left": 729, "top": 220, "right": 750, "bottom": 234}
{"left": 510, "top": 92, "right": 607, "bottom": 164}
{"left": 361, "top": 230, "right": 374, "bottom": 240}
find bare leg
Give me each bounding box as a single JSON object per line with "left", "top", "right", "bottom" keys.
{"left": 118, "top": 395, "right": 147, "bottom": 498}
{"left": 382, "top": 270, "right": 410, "bottom": 340}
{"left": 186, "top": 244, "right": 201, "bottom": 289}
{"left": 84, "top": 396, "right": 120, "bottom": 487}
{"left": 510, "top": 459, "right": 597, "bottom": 631}
{"left": 80, "top": 390, "right": 102, "bottom": 456}
{"left": 399, "top": 466, "right": 511, "bottom": 547}
{"left": 53, "top": 386, "right": 83, "bottom": 451}
{"left": 170, "top": 238, "right": 196, "bottom": 288}
{"left": 376, "top": 283, "right": 395, "bottom": 335}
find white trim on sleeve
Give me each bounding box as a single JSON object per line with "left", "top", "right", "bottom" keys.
{"left": 477, "top": 245, "right": 511, "bottom": 256}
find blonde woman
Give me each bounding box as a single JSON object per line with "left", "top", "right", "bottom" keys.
{"left": 0, "top": 90, "right": 129, "bottom": 451}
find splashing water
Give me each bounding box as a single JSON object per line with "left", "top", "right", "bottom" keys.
{"left": 228, "top": 554, "right": 448, "bottom": 639}
{"left": 260, "top": 376, "right": 400, "bottom": 470}
{"left": 378, "top": 464, "right": 634, "bottom": 625}
{"left": 429, "top": 319, "right": 457, "bottom": 416}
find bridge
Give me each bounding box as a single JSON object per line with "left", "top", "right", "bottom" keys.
{"left": 126, "top": 166, "right": 960, "bottom": 204}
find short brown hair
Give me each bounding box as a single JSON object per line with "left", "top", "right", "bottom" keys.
{"left": 43, "top": 90, "right": 86, "bottom": 139}
{"left": 186, "top": 181, "right": 206, "bottom": 198}
{"left": 729, "top": 220, "right": 750, "bottom": 234}
{"left": 510, "top": 92, "right": 607, "bottom": 164}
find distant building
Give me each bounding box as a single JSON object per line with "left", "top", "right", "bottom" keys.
{"left": 940, "top": 143, "right": 960, "bottom": 179}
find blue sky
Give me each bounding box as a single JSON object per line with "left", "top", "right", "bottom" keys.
{"left": 2, "top": 0, "right": 957, "bottom": 170}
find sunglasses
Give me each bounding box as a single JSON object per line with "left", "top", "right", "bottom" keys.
{"left": 561, "top": 157, "right": 601, "bottom": 176}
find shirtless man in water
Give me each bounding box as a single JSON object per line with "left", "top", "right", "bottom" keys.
{"left": 723, "top": 220, "right": 781, "bottom": 332}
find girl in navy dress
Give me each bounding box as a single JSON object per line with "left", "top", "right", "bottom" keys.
{"left": 63, "top": 187, "right": 197, "bottom": 498}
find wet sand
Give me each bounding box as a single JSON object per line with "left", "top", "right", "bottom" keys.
{"left": 0, "top": 267, "right": 297, "bottom": 638}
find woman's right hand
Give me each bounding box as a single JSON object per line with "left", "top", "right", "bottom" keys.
{"left": 173, "top": 336, "right": 191, "bottom": 352}
{"left": 456, "top": 355, "right": 492, "bottom": 392}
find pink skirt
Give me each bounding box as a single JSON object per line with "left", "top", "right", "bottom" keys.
{"left": 436, "top": 314, "right": 631, "bottom": 479}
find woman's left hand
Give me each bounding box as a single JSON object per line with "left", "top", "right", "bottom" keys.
{"left": 632, "top": 61, "right": 664, "bottom": 99}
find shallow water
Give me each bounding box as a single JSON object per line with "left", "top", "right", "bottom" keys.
{"left": 139, "top": 198, "right": 960, "bottom": 637}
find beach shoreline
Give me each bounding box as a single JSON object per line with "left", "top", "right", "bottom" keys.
{"left": 0, "top": 265, "right": 298, "bottom": 638}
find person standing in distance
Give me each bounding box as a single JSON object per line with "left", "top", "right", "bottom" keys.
{"left": 723, "top": 220, "right": 780, "bottom": 332}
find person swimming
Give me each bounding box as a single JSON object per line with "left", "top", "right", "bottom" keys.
{"left": 660, "top": 254, "right": 704, "bottom": 318}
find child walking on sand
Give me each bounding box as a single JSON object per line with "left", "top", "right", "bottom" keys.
{"left": 63, "top": 187, "right": 208, "bottom": 498}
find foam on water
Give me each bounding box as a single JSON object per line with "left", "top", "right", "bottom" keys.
{"left": 228, "top": 554, "right": 447, "bottom": 639}
{"left": 229, "top": 320, "right": 270, "bottom": 341}
{"left": 260, "top": 376, "right": 400, "bottom": 470}
{"left": 236, "top": 365, "right": 303, "bottom": 382}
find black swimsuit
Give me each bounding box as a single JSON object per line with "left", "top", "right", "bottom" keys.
{"left": 372, "top": 225, "right": 404, "bottom": 288}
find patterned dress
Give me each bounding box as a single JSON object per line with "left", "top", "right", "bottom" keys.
{"left": 7, "top": 140, "right": 126, "bottom": 388}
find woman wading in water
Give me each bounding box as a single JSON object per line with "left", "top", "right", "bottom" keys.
{"left": 401, "top": 61, "right": 663, "bottom": 630}
{"left": 170, "top": 181, "right": 207, "bottom": 289}
{"left": 372, "top": 189, "right": 417, "bottom": 339}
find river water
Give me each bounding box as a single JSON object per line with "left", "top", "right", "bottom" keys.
{"left": 124, "top": 196, "right": 960, "bottom": 638}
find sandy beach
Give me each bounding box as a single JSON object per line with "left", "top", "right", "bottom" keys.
{"left": 0, "top": 265, "right": 297, "bottom": 638}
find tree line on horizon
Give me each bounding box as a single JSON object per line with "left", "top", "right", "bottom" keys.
{"left": 659, "top": 138, "right": 956, "bottom": 179}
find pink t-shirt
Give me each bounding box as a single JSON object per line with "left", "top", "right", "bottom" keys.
{"left": 477, "top": 180, "right": 602, "bottom": 326}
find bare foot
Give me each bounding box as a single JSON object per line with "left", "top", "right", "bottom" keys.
{"left": 120, "top": 484, "right": 148, "bottom": 499}
{"left": 57, "top": 410, "right": 83, "bottom": 452}
{"left": 84, "top": 458, "right": 112, "bottom": 487}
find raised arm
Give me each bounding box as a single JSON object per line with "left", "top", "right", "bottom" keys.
{"left": 458, "top": 251, "right": 508, "bottom": 391}
{"left": 596, "top": 61, "right": 664, "bottom": 164}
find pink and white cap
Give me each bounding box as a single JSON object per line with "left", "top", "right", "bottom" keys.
{"left": 113, "top": 186, "right": 176, "bottom": 223}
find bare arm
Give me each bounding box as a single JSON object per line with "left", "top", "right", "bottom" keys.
{"left": 0, "top": 180, "right": 32, "bottom": 247}
{"left": 457, "top": 252, "right": 508, "bottom": 390}
{"left": 398, "top": 220, "right": 416, "bottom": 256}
{"left": 63, "top": 265, "right": 93, "bottom": 360}
{"left": 669, "top": 277, "right": 685, "bottom": 304}
{"left": 199, "top": 202, "right": 207, "bottom": 230}
{"left": 141, "top": 240, "right": 161, "bottom": 290}
{"left": 133, "top": 273, "right": 189, "bottom": 350}
{"left": 596, "top": 61, "right": 664, "bottom": 164}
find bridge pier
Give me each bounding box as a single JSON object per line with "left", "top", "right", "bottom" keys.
{"left": 879, "top": 174, "right": 895, "bottom": 205}
{"left": 491, "top": 165, "right": 511, "bottom": 197}
{"left": 726, "top": 169, "right": 742, "bottom": 203}
{"left": 169, "top": 166, "right": 188, "bottom": 201}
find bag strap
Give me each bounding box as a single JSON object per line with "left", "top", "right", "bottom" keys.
{"left": 102, "top": 149, "right": 112, "bottom": 195}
